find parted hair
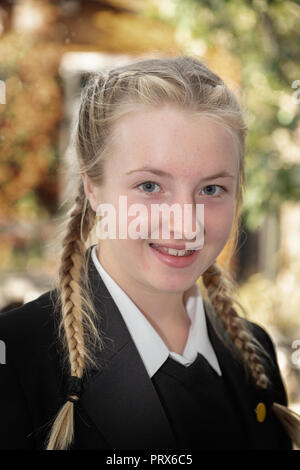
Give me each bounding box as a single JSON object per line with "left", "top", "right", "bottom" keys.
{"left": 46, "top": 55, "right": 300, "bottom": 449}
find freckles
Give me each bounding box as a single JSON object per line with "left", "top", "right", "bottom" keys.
{"left": 204, "top": 206, "right": 234, "bottom": 240}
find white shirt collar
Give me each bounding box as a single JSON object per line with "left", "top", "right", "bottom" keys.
{"left": 91, "top": 245, "right": 222, "bottom": 377}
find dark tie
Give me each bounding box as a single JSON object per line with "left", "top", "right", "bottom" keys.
{"left": 159, "top": 352, "right": 220, "bottom": 388}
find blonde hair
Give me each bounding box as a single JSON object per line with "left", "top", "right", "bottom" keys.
{"left": 46, "top": 56, "right": 300, "bottom": 450}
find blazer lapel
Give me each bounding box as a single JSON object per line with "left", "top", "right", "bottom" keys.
{"left": 80, "top": 254, "right": 177, "bottom": 450}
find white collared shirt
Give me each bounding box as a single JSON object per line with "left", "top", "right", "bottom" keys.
{"left": 91, "top": 245, "right": 222, "bottom": 377}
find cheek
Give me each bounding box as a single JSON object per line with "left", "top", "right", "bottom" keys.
{"left": 204, "top": 202, "right": 235, "bottom": 243}
{"left": 116, "top": 237, "right": 152, "bottom": 273}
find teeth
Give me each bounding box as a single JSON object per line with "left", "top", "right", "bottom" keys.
{"left": 150, "top": 244, "right": 194, "bottom": 257}
{"left": 167, "top": 248, "right": 187, "bottom": 256}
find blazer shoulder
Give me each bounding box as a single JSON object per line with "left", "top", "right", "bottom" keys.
{"left": 0, "top": 289, "right": 60, "bottom": 363}
{"left": 0, "top": 288, "right": 58, "bottom": 328}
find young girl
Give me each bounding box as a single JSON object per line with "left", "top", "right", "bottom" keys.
{"left": 0, "top": 56, "right": 299, "bottom": 451}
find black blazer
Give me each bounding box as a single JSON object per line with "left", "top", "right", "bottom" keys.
{"left": 0, "top": 253, "right": 293, "bottom": 450}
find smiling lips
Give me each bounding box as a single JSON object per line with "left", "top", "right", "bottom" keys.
{"left": 149, "top": 242, "right": 200, "bottom": 268}
{"left": 150, "top": 244, "right": 194, "bottom": 257}
{"left": 149, "top": 242, "right": 201, "bottom": 254}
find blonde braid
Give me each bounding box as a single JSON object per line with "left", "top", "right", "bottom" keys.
{"left": 46, "top": 185, "right": 95, "bottom": 450}
{"left": 59, "top": 203, "right": 85, "bottom": 378}
{"left": 202, "top": 263, "right": 269, "bottom": 389}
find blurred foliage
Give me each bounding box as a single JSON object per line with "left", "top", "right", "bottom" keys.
{"left": 237, "top": 259, "right": 300, "bottom": 332}
{"left": 145, "top": 0, "right": 300, "bottom": 231}
{"left": 92, "top": 10, "right": 177, "bottom": 53}
{"left": 0, "top": 33, "right": 63, "bottom": 222}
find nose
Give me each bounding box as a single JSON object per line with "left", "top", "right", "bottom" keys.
{"left": 163, "top": 191, "right": 204, "bottom": 248}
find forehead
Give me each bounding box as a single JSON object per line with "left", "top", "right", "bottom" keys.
{"left": 109, "top": 105, "right": 239, "bottom": 177}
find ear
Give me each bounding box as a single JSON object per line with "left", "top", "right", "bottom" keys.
{"left": 81, "top": 172, "right": 100, "bottom": 212}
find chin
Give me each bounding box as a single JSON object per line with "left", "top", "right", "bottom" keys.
{"left": 149, "top": 276, "right": 195, "bottom": 294}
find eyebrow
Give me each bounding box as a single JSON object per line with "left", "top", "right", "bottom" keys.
{"left": 125, "top": 166, "right": 235, "bottom": 181}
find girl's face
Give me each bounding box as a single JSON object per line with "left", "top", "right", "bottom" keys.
{"left": 84, "top": 104, "right": 239, "bottom": 295}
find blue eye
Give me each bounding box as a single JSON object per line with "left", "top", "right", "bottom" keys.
{"left": 138, "top": 181, "right": 160, "bottom": 193}
{"left": 201, "top": 185, "right": 224, "bottom": 196}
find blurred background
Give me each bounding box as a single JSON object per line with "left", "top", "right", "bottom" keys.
{"left": 0, "top": 0, "right": 299, "bottom": 424}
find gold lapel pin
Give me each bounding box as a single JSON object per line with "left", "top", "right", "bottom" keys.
{"left": 255, "top": 402, "right": 267, "bottom": 423}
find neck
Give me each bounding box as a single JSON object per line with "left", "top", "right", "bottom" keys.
{"left": 95, "top": 244, "right": 191, "bottom": 329}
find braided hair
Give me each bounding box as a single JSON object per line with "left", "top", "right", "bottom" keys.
{"left": 46, "top": 184, "right": 98, "bottom": 449}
